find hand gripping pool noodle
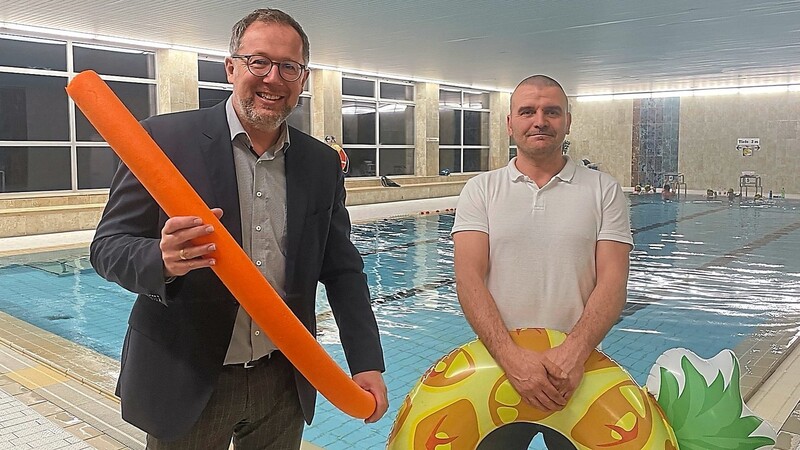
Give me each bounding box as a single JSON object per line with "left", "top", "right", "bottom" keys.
{"left": 66, "top": 71, "right": 375, "bottom": 419}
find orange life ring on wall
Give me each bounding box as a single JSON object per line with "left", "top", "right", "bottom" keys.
{"left": 332, "top": 143, "right": 349, "bottom": 173}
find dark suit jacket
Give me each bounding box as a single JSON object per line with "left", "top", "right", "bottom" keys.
{"left": 90, "top": 101, "right": 384, "bottom": 441}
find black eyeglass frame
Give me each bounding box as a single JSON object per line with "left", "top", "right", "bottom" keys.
{"left": 231, "top": 54, "right": 308, "bottom": 82}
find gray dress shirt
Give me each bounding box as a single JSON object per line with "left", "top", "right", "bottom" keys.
{"left": 223, "top": 98, "right": 288, "bottom": 365}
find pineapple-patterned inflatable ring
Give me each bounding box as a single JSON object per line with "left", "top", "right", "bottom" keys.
{"left": 387, "top": 328, "right": 776, "bottom": 449}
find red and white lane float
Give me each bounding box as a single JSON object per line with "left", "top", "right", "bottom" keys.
{"left": 387, "top": 328, "right": 776, "bottom": 449}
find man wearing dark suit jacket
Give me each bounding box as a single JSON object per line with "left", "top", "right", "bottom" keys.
{"left": 90, "top": 8, "right": 388, "bottom": 449}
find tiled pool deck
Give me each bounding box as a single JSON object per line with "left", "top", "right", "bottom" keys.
{"left": 1, "top": 195, "right": 800, "bottom": 449}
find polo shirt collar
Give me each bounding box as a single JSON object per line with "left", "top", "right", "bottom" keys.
{"left": 507, "top": 155, "right": 578, "bottom": 183}
{"left": 555, "top": 155, "right": 578, "bottom": 183}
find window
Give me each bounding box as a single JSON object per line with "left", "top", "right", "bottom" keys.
{"left": 439, "top": 88, "right": 490, "bottom": 173}
{"left": 0, "top": 35, "right": 156, "bottom": 193}
{"left": 342, "top": 101, "right": 376, "bottom": 145}
{"left": 197, "top": 59, "right": 231, "bottom": 111}
{"left": 342, "top": 77, "right": 415, "bottom": 177}
{"left": 287, "top": 97, "right": 311, "bottom": 135}
{"left": 198, "top": 59, "right": 229, "bottom": 84}
{"left": 75, "top": 81, "right": 155, "bottom": 141}
{"left": 0, "top": 146, "right": 71, "bottom": 193}
{"left": 197, "top": 57, "right": 311, "bottom": 134}
{"left": 77, "top": 146, "right": 119, "bottom": 189}
{"left": 199, "top": 88, "right": 232, "bottom": 109}
{"left": 0, "top": 72, "right": 70, "bottom": 141}
{"left": 342, "top": 78, "right": 374, "bottom": 98}
{"left": 73, "top": 44, "right": 155, "bottom": 79}
{"left": 0, "top": 35, "right": 66, "bottom": 71}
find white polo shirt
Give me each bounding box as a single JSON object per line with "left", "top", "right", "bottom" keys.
{"left": 452, "top": 156, "right": 633, "bottom": 332}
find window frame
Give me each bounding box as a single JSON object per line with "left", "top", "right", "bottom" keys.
{"left": 0, "top": 34, "right": 157, "bottom": 194}
{"left": 341, "top": 75, "right": 415, "bottom": 177}
{"left": 438, "top": 87, "right": 491, "bottom": 174}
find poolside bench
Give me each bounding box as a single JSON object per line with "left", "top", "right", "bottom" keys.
{"left": 0, "top": 196, "right": 107, "bottom": 238}
{"left": 345, "top": 180, "right": 468, "bottom": 206}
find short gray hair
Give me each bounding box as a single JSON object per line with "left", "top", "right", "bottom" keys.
{"left": 229, "top": 8, "right": 310, "bottom": 64}
{"left": 513, "top": 74, "right": 571, "bottom": 112}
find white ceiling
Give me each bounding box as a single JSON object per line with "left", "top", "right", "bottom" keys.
{"left": 3, "top": 0, "right": 800, "bottom": 95}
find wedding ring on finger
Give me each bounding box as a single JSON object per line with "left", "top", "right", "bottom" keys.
{"left": 179, "top": 248, "right": 188, "bottom": 260}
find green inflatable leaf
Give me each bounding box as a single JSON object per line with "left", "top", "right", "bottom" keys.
{"left": 656, "top": 354, "right": 775, "bottom": 449}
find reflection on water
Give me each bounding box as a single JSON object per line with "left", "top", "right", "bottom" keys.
{"left": 610, "top": 195, "right": 800, "bottom": 385}
{"left": 1, "top": 196, "right": 799, "bottom": 449}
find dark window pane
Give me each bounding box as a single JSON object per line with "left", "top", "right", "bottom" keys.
{"left": 379, "top": 104, "right": 414, "bottom": 145}
{"left": 439, "top": 89, "right": 461, "bottom": 107}
{"left": 0, "top": 147, "right": 70, "bottom": 192}
{"left": 379, "top": 148, "right": 413, "bottom": 176}
{"left": 509, "top": 147, "right": 517, "bottom": 160}
{"left": 342, "top": 78, "right": 374, "bottom": 97}
{"left": 464, "top": 110, "right": 489, "bottom": 146}
{"left": 463, "top": 148, "right": 489, "bottom": 172}
{"left": 73, "top": 45, "right": 155, "bottom": 78}
{"left": 342, "top": 101, "right": 376, "bottom": 145}
{"left": 345, "top": 148, "right": 376, "bottom": 177}
{"left": 439, "top": 148, "right": 461, "bottom": 173}
{"left": 198, "top": 59, "right": 228, "bottom": 83}
{"left": 78, "top": 146, "right": 119, "bottom": 189}
{"left": 0, "top": 36, "right": 66, "bottom": 71}
{"left": 438, "top": 109, "right": 461, "bottom": 145}
{"left": 380, "top": 82, "right": 413, "bottom": 101}
{"left": 0, "top": 73, "right": 69, "bottom": 140}
{"left": 199, "top": 88, "right": 231, "bottom": 109}
{"left": 287, "top": 97, "right": 311, "bottom": 134}
{"left": 76, "top": 81, "right": 155, "bottom": 141}
{"left": 464, "top": 92, "right": 489, "bottom": 109}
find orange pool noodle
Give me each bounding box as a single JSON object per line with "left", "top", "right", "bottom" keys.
{"left": 67, "top": 70, "right": 375, "bottom": 419}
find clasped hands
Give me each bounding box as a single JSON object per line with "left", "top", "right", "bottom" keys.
{"left": 501, "top": 345, "right": 585, "bottom": 412}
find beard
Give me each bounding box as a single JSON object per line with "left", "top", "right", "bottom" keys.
{"left": 237, "top": 96, "right": 294, "bottom": 132}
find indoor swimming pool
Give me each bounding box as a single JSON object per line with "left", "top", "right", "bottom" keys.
{"left": 1, "top": 194, "right": 799, "bottom": 449}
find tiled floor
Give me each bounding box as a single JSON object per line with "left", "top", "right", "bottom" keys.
{"left": 778, "top": 408, "right": 800, "bottom": 449}
{"left": 3, "top": 325, "right": 799, "bottom": 449}
{"left": 0, "top": 341, "right": 142, "bottom": 449}
{"left": 1, "top": 195, "right": 799, "bottom": 449}
{"left": 750, "top": 334, "right": 800, "bottom": 450}
{"left": 0, "top": 387, "right": 92, "bottom": 450}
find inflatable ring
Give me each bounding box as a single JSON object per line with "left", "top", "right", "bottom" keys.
{"left": 387, "top": 328, "right": 776, "bottom": 449}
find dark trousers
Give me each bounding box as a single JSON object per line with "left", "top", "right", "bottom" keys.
{"left": 477, "top": 422, "right": 576, "bottom": 450}
{"left": 146, "top": 352, "right": 303, "bottom": 450}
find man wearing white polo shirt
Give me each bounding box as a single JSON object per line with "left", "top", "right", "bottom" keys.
{"left": 452, "top": 75, "right": 633, "bottom": 448}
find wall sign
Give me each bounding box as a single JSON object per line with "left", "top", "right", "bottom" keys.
{"left": 737, "top": 138, "right": 760, "bottom": 157}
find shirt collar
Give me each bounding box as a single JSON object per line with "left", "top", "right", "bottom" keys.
{"left": 507, "top": 157, "right": 526, "bottom": 182}
{"left": 507, "top": 155, "right": 578, "bottom": 183}
{"left": 225, "top": 96, "right": 290, "bottom": 154}
{"left": 555, "top": 155, "right": 578, "bottom": 183}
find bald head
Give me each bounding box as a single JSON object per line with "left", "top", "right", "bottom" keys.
{"left": 512, "top": 75, "right": 570, "bottom": 112}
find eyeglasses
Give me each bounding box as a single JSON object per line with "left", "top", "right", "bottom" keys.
{"left": 231, "top": 54, "right": 307, "bottom": 82}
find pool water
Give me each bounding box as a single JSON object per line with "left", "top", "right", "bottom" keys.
{"left": 1, "top": 194, "right": 799, "bottom": 449}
